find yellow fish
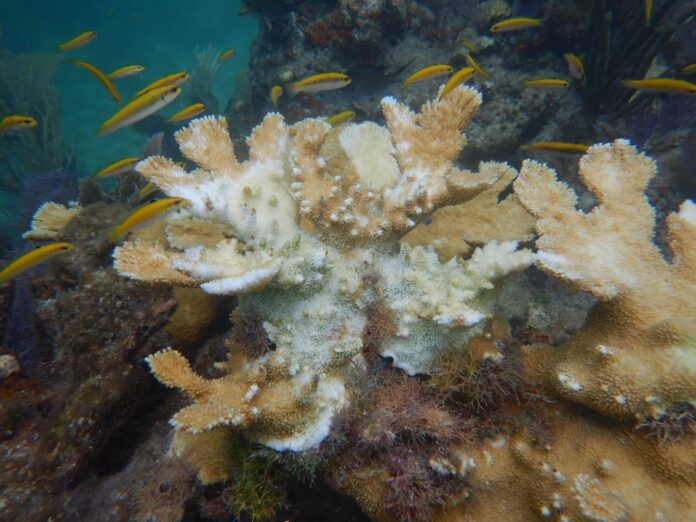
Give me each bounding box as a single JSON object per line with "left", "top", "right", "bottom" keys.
{"left": 524, "top": 141, "right": 590, "bottom": 154}
{"left": 108, "top": 65, "right": 145, "bottom": 79}
{"left": 287, "top": 72, "right": 351, "bottom": 96}
{"left": 98, "top": 84, "right": 182, "bottom": 136}
{"left": 270, "top": 85, "right": 283, "bottom": 106}
{"left": 167, "top": 102, "right": 206, "bottom": 122}
{"left": 490, "top": 17, "right": 542, "bottom": 32}
{"left": 133, "top": 72, "right": 189, "bottom": 98}
{"left": 0, "top": 115, "right": 38, "bottom": 133}
{"left": 439, "top": 67, "right": 476, "bottom": 99}
{"left": 622, "top": 78, "right": 696, "bottom": 95}
{"left": 461, "top": 39, "right": 476, "bottom": 53}
{"left": 135, "top": 182, "right": 158, "bottom": 202}
{"left": 465, "top": 54, "right": 492, "bottom": 79}
{"left": 644, "top": 0, "right": 652, "bottom": 24}
{"left": 218, "top": 49, "right": 235, "bottom": 62}
{"left": 0, "top": 242, "right": 74, "bottom": 284}
{"left": 239, "top": 6, "right": 249, "bottom": 15}
{"left": 523, "top": 78, "right": 570, "bottom": 88}
{"left": 107, "top": 197, "right": 188, "bottom": 243}
{"left": 94, "top": 156, "right": 140, "bottom": 180}
{"left": 563, "top": 53, "right": 584, "bottom": 81}
{"left": 69, "top": 59, "right": 121, "bottom": 102}
{"left": 681, "top": 64, "right": 696, "bottom": 74}
{"left": 325, "top": 110, "right": 355, "bottom": 126}
{"left": 55, "top": 30, "right": 97, "bottom": 51}
{"left": 402, "top": 64, "right": 453, "bottom": 87}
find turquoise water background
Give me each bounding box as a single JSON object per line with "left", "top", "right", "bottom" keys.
{"left": 0, "top": 0, "right": 257, "bottom": 175}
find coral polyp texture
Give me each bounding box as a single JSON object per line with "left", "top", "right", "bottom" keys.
{"left": 514, "top": 139, "right": 696, "bottom": 425}
{"left": 113, "top": 85, "right": 532, "bottom": 455}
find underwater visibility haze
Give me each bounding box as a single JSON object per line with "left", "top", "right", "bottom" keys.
{"left": 0, "top": 0, "right": 696, "bottom": 520}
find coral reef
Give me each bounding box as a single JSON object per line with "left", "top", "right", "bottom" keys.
{"left": 114, "top": 86, "right": 532, "bottom": 465}
{"left": 514, "top": 139, "right": 696, "bottom": 425}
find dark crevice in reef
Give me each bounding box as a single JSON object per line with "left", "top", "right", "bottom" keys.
{"left": 91, "top": 382, "right": 170, "bottom": 478}
{"left": 278, "top": 476, "right": 372, "bottom": 522}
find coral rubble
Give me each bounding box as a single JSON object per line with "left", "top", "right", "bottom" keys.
{"left": 114, "top": 85, "right": 532, "bottom": 460}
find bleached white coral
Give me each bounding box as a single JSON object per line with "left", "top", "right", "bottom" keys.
{"left": 117, "top": 86, "right": 531, "bottom": 455}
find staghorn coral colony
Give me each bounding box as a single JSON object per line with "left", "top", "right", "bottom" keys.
{"left": 86, "top": 84, "right": 692, "bottom": 520}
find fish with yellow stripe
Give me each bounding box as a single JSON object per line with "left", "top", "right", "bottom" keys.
{"left": 325, "top": 110, "right": 355, "bottom": 126}
{"left": 439, "top": 67, "right": 476, "bottom": 99}
{"left": 523, "top": 141, "right": 590, "bottom": 154}
{"left": 563, "top": 53, "right": 584, "bottom": 81}
{"left": 94, "top": 157, "right": 141, "bottom": 180}
{"left": 218, "top": 49, "right": 235, "bottom": 62}
{"left": 167, "top": 102, "right": 206, "bottom": 122}
{"left": 0, "top": 242, "right": 74, "bottom": 284}
{"left": 490, "top": 17, "right": 542, "bottom": 33}
{"left": 55, "top": 30, "right": 96, "bottom": 51}
{"left": 0, "top": 115, "right": 38, "bottom": 133}
{"left": 622, "top": 78, "right": 696, "bottom": 95}
{"left": 134, "top": 182, "right": 158, "bottom": 202}
{"left": 108, "top": 65, "right": 145, "bottom": 79}
{"left": 270, "top": 85, "right": 283, "bottom": 106}
{"left": 402, "top": 64, "right": 453, "bottom": 87}
{"left": 522, "top": 78, "right": 570, "bottom": 89}
{"left": 465, "top": 54, "right": 492, "bottom": 79}
{"left": 97, "top": 84, "right": 182, "bottom": 136}
{"left": 69, "top": 59, "right": 121, "bottom": 102}
{"left": 133, "top": 72, "right": 189, "bottom": 98}
{"left": 286, "top": 72, "right": 351, "bottom": 96}
{"left": 107, "top": 197, "right": 188, "bottom": 243}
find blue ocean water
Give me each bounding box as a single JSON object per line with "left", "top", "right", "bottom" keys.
{"left": 0, "top": 0, "right": 257, "bottom": 175}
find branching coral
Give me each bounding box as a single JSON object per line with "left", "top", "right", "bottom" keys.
{"left": 114, "top": 86, "right": 532, "bottom": 464}
{"left": 513, "top": 139, "right": 696, "bottom": 425}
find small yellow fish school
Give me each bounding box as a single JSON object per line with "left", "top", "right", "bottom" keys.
{"left": 0, "top": 115, "right": 38, "bottom": 133}
{"left": 402, "top": 64, "right": 453, "bottom": 87}
{"left": 55, "top": 30, "right": 97, "bottom": 51}
{"left": 107, "top": 197, "right": 188, "bottom": 243}
{"left": 287, "top": 72, "right": 351, "bottom": 96}
{"left": 0, "top": 242, "right": 74, "bottom": 285}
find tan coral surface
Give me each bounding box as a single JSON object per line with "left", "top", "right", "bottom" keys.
{"left": 513, "top": 139, "right": 696, "bottom": 423}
